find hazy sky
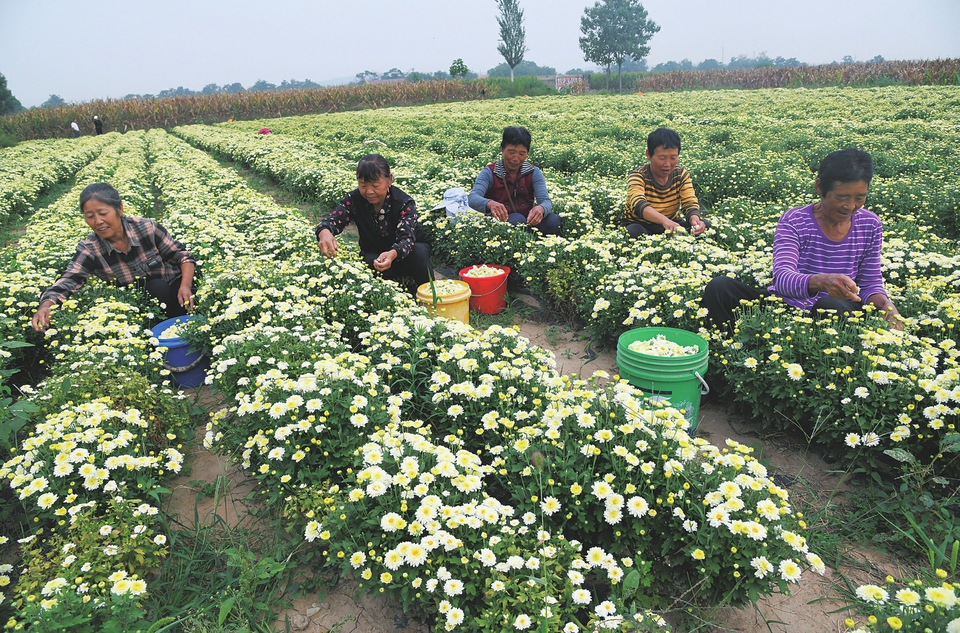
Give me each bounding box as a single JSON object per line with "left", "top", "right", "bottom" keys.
{"left": 2, "top": 0, "right": 958, "bottom": 108}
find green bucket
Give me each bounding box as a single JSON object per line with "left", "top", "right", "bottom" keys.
{"left": 616, "top": 327, "right": 709, "bottom": 431}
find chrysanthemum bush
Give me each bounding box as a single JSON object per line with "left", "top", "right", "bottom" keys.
{"left": 711, "top": 296, "right": 960, "bottom": 472}
{"left": 837, "top": 569, "right": 959, "bottom": 632}
{"left": 201, "top": 305, "right": 823, "bottom": 630}
{"left": 0, "top": 131, "right": 202, "bottom": 630}
{"left": 0, "top": 134, "right": 112, "bottom": 224}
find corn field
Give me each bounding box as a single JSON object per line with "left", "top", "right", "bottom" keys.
{"left": 636, "top": 59, "right": 960, "bottom": 92}
{"left": 0, "top": 80, "right": 496, "bottom": 141}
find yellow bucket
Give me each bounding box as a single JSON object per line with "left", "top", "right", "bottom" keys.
{"left": 417, "top": 281, "right": 471, "bottom": 325}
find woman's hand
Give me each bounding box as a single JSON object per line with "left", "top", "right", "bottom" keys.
{"left": 866, "top": 293, "right": 903, "bottom": 331}
{"left": 317, "top": 228, "right": 338, "bottom": 258}
{"left": 662, "top": 218, "right": 681, "bottom": 233}
{"left": 486, "top": 200, "right": 509, "bottom": 222}
{"left": 809, "top": 273, "right": 861, "bottom": 302}
{"left": 373, "top": 250, "right": 398, "bottom": 272}
{"left": 526, "top": 205, "right": 544, "bottom": 227}
{"left": 688, "top": 215, "right": 706, "bottom": 236}
{"left": 31, "top": 301, "right": 55, "bottom": 332}
{"left": 177, "top": 283, "right": 194, "bottom": 312}
{"left": 178, "top": 261, "right": 196, "bottom": 312}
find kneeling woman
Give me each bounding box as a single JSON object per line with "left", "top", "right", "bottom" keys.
{"left": 701, "top": 148, "right": 901, "bottom": 333}
{"left": 315, "top": 154, "right": 433, "bottom": 295}
{"left": 32, "top": 182, "right": 197, "bottom": 332}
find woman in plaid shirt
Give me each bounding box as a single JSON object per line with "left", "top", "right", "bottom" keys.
{"left": 31, "top": 183, "right": 197, "bottom": 331}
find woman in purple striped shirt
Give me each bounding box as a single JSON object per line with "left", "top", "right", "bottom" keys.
{"left": 702, "top": 148, "right": 901, "bottom": 332}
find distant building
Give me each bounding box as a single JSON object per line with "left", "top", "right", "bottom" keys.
{"left": 368, "top": 78, "right": 408, "bottom": 85}
{"left": 555, "top": 74, "right": 585, "bottom": 91}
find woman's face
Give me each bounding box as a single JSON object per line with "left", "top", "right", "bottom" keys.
{"left": 83, "top": 199, "right": 124, "bottom": 242}
{"left": 815, "top": 179, "right": 869, "bottom": 222}
{"left": 647, "top": 146, "right": 679, "bottom": 183}
{"left": 501, "top": 144, "right": 529, "bottom": 173}
{"left": 358, "top": 174, "right": 392, "bottom": 209}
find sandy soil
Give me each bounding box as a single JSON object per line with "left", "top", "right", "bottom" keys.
{"left": 162, "top": 290, "right": 899, "bottom": 633}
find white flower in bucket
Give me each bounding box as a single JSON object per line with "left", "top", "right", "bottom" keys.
{"left": 158, "top": 323, "right": 183, "bottom": 340}
{"left": 462, "top": 265, "right": 505, "bottom": 279}
{"left": 429, "top": 279, "right": 469, "bottom": 295}
{"left": 628, "top": 334, "right": 699, "bottom": 357}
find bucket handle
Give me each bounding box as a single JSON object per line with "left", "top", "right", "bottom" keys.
{"left": 694, "top": 371, "right": 710, "bottom": 396}
{"left": 164, "top": 355, "right": 207, "bottom": 374}
{"left": 466, "top": 274, "right": 509, "bottom": 299}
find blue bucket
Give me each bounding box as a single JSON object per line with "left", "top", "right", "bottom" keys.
{"left": 150, "top": 316, "right": 210, "bottom": 389}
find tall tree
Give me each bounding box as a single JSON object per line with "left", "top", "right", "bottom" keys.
{"left": 496, "top": 0, "right": 527, "bottom": 82}
{"left": 0, "top": 73, "right": 24, "bottom": 115}
{"left": 449, "top": 59, "right": 469, "bottom": 80}
{"left": 579, "top": 0, "right": 659, "bottom": 92}
{"left": 579, "top": 6, "right": 614, "bottom": 89}
{"left": 41, "top": 94, "right": 66, "bottom": 108}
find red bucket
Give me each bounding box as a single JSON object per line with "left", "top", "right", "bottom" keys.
{"left": 459, "top": 265, "right": 510, "bottom": 314}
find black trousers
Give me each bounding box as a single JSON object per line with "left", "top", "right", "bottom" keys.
{"left": 701, "top": 276, "right": 863, "bottom": 334}
{"left": 143, "top": 276, "right": 189, "bottom": 317}
{"left": 626, "top": 216, "right": 712, "bottom": 238}
{"left": 362, "top": 242, "right": 433, "bottom": 296}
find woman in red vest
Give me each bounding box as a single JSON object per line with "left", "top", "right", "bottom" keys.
{"left": 468, "top": 126, "right": 561, "bottom": 235}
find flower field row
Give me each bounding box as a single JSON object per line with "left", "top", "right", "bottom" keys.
{"left": 172, "top": 87, "right": 960, "bottom": 481}
{"left": 0, "top": 130, "right": 195, "bottom": 630}
{"left": 0, "top": 134, "right": 113, "bottom": 225}
{"left": 155, "top": 126, "right": 830, "bottom": 629}
{"left": 2, "top": 125, "right": 838, "bottom": 630}
{"left": 3, "top": 87, "right": 957, "bottom": 630}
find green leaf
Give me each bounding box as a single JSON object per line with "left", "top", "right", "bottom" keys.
{"left": 940, "top": 432, "right": 960, "bottom": 453}
{"left": 623, "top": 568, "right": 640, "bottom": 596}
{"left": 883, "top": 448, "right": 915, "bottom": 463}
{"left": 218, "top": 595, "right": 236, "bottom": 625}
{"left": 1, "top": 340, "right": 33, "bottom": 350}
{"left": 146, "top": 617, "right": 178, "bottom": 633}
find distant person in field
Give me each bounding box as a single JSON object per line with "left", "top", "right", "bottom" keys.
{"left": 468, "top": 126, "right": 561, "bottom": 236}
{"left": 93, "top": 115, "right": 103, "bottom": 135}
{"left": 315, "top": 154, "right": 433, "bottom": 296}
{"left": 70, "top": 120, "right": 80, "bottom": 137}
{"left": 701, "top": 147, "right": 901, "bottom": 333}
{"left": 32, "top": 183, "right": 197, "bottom": 332}
{"left": 623, "top": 127, "right": 709, "bottom": 237}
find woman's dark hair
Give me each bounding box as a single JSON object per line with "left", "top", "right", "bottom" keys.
{"left": 79, "top": 182, "right": 122, "bottom": 212}
{"left": 646, "top": 128, "right": 681, "bottom": 155}
{"left": 501, "top": 126, "right": 532, "bottom": 150}
{"left": 356, "top": 154, "right": 392, "bottom": 182}
{"left": 817, "top": 148, "right": 874, "bottom": 194}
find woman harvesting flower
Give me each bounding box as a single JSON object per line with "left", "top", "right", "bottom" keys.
{"left": 32, "top": 182, "right": 196, "bottom": 331}
{"left": 702, "top": 147, "right": 901, "bottom": 332}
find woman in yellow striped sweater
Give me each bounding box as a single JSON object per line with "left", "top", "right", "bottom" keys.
{"left": 622, "top": 128, "right": 709, "bottom": 238}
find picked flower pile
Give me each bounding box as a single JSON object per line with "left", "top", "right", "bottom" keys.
{"left": 157, "top": 322, "right": 183, "bottom": 340}
{"left": 461, "top": 264, "right": 506, "bottom": 278}
{"left": 426, "top": 279, "right": 468, "bottom": 296}
{"left": 628, "top": 334, "right": 700, "bottom": 357}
